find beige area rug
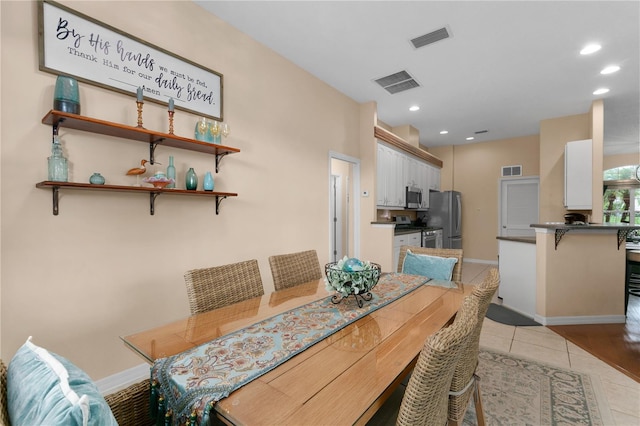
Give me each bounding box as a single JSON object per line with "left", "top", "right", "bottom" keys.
{"left": 463, "top": 349, "right": 614, "bottom": 426}
{"left": 367, "top": 349, "right": 613, "bottom": 426}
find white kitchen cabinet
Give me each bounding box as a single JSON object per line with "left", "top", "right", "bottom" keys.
{"left": 394, "top": 232, "right": 421, "bottom": 271}
{"left": 564, "top": 139, "right": 592, "bottom": 210}
{"left": 428, "top": 164, "right": 440, "bottom": 191}
{"left": 393, "top": 234, "right": 407, "bottom": 272}
{"left": 377, "top": 143, "right": 405, "bottom": 208}
{"left": 408, "top": 232, "right": 421, "bottom": 247}
{"left": 498, "top": 239, "right": 536, "bottom": 318}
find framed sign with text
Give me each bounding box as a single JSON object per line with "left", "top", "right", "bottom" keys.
{"left": 38, "top": 0, "right": 223, "bottom": 121}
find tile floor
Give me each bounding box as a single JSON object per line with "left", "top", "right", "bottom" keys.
{"left": 463, "top": 262, "right": 640, "bottom": 426}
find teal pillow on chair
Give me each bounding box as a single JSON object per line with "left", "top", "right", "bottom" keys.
{"left": 402, "top": 249, "right": 458, "bottom": 281}
{"left": 7, "top": 337, "right": 118, "bottom": 426}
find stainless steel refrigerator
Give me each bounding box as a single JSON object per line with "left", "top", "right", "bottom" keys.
{"left": 428, "top": 191, "right": 462, "bottom": 249}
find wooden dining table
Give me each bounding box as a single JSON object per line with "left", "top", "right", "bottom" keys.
{"left": 121, "top": 274, "right": 472, "bottom": 425}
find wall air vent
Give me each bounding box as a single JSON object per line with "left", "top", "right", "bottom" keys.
{"left": 374, "top": 70, "right": 420, "bottom": 94}
{"left": 501, "top": 165, "right": 522, "bottom": 177}
{"left": 410, "top": 27, "right": 451, "bottom": 49}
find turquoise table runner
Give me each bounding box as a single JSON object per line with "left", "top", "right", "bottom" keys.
{"left": 151, "top": 273, "right": 430, "bottom": 425}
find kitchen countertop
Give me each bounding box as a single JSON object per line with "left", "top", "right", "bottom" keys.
{"left": 370, "top": 221, "right": 442, "bottom": 235}
{"left": 496, "top": 236, "right": 536, "bottom": 244}
{"left": 530, "top": 223, "right": 640, "bottom": 230}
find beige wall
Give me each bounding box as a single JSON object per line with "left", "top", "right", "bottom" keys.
{"left": 539, "top": 112, "right": 591, "bottom": 222}
{"left": 427, "top": 136, "right": 539, "bottom": 261}
{"left": 0, "top": 1, "right": 373, "bottom": 379}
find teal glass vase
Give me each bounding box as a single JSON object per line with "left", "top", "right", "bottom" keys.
{"left": 166, "top": 156, "right": 176, "bottom": 188}
{"left": 185, "top": 167, "right": 198, "bottom": 190}
{"left": 203, "top": 171, "right": 214, "bottom": 191}
{"left": 47, "top": 136, "right": 68, "bottom": 182}
{"left": 89, "top": 173, "right": 105, "bottom": 185}
{"left": 53, "top": 75, "right": 80, "bottom": 114}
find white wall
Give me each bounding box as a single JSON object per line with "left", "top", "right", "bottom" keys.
{"left": 0, "top": 1, "right": 366, "bottom": 379}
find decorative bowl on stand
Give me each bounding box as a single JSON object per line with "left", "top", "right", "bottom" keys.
{"left": 142, "top": 176, "right": 175, "bottom": 189}
{"left": 324, "top": 258, "right": 381, "bottom": 308}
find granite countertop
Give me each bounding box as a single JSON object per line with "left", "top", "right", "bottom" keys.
{"left": 530, "top": 223, "right": 640, "bottom": 230}
{"left": 496, "top": 236, "right": 536, "bottom": 244}
{"left": 370, "top": 221, "right": 442, "bottom": 234}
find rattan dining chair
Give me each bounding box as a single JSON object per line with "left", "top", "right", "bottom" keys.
{"left": 0, "top": 359, "right": 7, "bottom": 426}
{"left": 447, "top": 268, "right": 500, "bottom": 426}
{"left": 268, "top": 250, "right": 323, "bottom": 291}
{"left": 184, "top": 259, "right": 264, "bottom": 315}
{"left": 397, "top": 246, "right": 464, "bottom": 282}
{"left": 395, "top": 295, "right": 479, "bottom": 426}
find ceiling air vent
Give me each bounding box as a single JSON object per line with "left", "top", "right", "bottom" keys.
{"left": 374, "top": 70, "right": 420, "bottom": 94}
{"left": 410, "top": 27, "right": 451, "bottom": 49}
{"left": 501, "top": 165, "right": 522, "bottom": 177}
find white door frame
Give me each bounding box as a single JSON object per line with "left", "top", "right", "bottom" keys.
{"left": 330, "top": 174, "right": 344, "bottom": 262}
{"left": 329, "top": 151, "right": 360, "bottom": 260}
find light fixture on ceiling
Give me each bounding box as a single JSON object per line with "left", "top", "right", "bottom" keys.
{"left": 409, "top": 105, "right": 420, "bottom": 112}
{"left": 601, "top": 65, "right": 620, "bottom": 74}
{"left": 593, "top": 88, "right": 610, "bottom": 95}
{"left": 466, "top": 137, "right": 474, "bottom": 141}
{"left": 580, "top": 44, "right": 601, "bottom": 55}
{"left": 440, "top": 130, "right": 448, "bottom": 135}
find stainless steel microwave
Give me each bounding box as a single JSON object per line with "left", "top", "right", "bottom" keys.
{"left": 405, "top": 186, "right": 422, "bottom": 209}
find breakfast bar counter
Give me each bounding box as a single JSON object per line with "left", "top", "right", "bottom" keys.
{"left": 530, "top": 223, "right": 640, "bottom": 325}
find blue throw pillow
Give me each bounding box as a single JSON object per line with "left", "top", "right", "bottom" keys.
{"left": 402, "top": 250, "right": 458, "bottom": 281}
{"left": 7, "top": 337, "right": 118, "bottom": 426}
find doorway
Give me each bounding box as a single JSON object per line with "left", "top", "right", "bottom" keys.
{"left": 499, "top": 177, "right": 539, "bottom": 237}
{"left": 329, "top": 152, "right": 360, "bottom": 262}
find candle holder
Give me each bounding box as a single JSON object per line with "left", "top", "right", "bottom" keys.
{"left": 136, "top": 101, "right": 144, "bottom": 128}
{"left": 168, "top": 111, "right": 175, "bottom": 134}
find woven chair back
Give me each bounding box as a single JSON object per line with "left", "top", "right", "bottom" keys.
{"left": 269, "top": 250, "right": 322, "bottom": 291}
{"left": 397, "top": 295, "right": 479, "bottom": 426}
{"left": 184, "top": 259, "right": 264, "bottom": 315}
{"left": 448, "top": 268, "right": 500, "bottom": 423}
{"left": 397, "top": 246, "right": 463, "bottom": 282}
{"left": 0, "top": 358, "right": 8, "bottom": 426}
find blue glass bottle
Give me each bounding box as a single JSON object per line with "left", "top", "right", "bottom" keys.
{"left": 166, "top": 156, "right": 176, "bottom": 188}
{"left": 47, "top": 136, "right": 68, "bottom": 182}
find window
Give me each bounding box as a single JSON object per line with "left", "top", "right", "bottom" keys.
{"left": 603, "top": 165, "right": 640, "bottom": 225}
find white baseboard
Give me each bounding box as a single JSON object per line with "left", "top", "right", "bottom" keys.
{"left": 534, "top": 314, "right": 626, "bottom": 326}
{"left": 96, "top": 363, "right": 150, "bottom": 395}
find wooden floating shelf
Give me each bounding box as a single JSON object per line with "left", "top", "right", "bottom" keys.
{"left": 36, "top": 181, "right": 238, "bottom": 216}
{"left": 42, "top": 110, "right": 239, "bottom": 172}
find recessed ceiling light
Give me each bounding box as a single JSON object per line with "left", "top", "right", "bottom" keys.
{"left": 593, "top": 88, "right": 610, "bottom": 95}
{"left": 409, "top": 105, "right": 420, "bottom": 112}
{"left": 601, "top": 65, "right": 620, "bottom": 74}
{"left": 580, "top": 44, "right": 601, "bottom": 55}
{"left": 439, "top": 130, "right": 448, "bottom": 135}
{"left": 466, "top": 137, "right": 474, "bottom": 141}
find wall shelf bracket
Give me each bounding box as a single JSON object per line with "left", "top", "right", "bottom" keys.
{"left": 618, "top": 229, "right": 630, "bottom": 250}
{"left": 215, "top": 195, "right": 227, "bottom": 215}
{"left": 149, "top": 192, "right": 161, "bottom": 215}
{"left": 149, "top": 139, "right": 165, "bottom": 165}
{"left": 215, "top": 152, "right": 229, "bottom": 173}
{"left": 554, "top": 228, "right": 570, "bottom": 250}
{"left": 51, "top": 186, "right": 60, "bottom": 216}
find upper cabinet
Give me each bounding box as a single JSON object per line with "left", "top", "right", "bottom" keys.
{"left": 564, "top": 139, "right": 592, "bottom": 210}
{"left": 377, "top": 141, "right": 440, "bottom": 209}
